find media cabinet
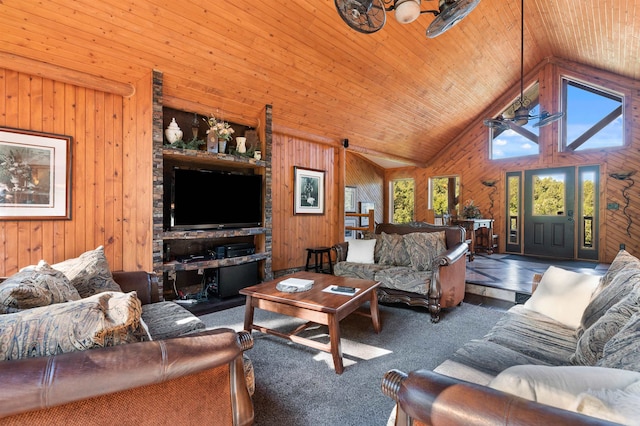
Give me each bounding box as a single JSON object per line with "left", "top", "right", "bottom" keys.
{"left": 151, "top": 78, "right": 273, "bottom": 311}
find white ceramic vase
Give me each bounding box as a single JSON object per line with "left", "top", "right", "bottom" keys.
{"left": 165, "top": 118, "right": 183, "bottom": 143}
{"left": 236, "top": 137, "right": 247, "bottom": 153}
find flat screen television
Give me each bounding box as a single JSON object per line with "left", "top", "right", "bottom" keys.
{"left": 165, "top": 167, "right": 263, "bottom": 231}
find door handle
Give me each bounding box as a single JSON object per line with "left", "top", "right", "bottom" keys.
{"left": 568, "top": 210, "right": 574, "bottom": 223}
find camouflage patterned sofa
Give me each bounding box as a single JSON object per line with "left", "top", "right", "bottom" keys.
{"left": 332, "top": 222, "right": 468, "bottom": 322}
{"left": 383, "top": 249, "right": 640, "bottom": 425}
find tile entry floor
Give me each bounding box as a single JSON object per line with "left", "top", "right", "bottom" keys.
{"left": 463, "top": 252, "right": 610, "bottom": 307}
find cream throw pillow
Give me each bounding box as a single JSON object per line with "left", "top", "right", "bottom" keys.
{"left": 523, "top": 266, "right": 600, "bottom": 328}
{"left": 572, "top": 381, "right": 640, "bottom": 424}
{"left": 489, "top": 365, "right": 640, "bottom": 412}
{"left": 346, "top": 239, "right": 377, "bottom": 264}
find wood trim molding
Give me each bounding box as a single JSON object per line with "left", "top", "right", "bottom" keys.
{"left": 0, "top": 51, "right": 135, "bottom": 97}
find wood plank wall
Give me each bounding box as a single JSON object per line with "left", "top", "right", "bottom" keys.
{"left": 270, "top": 132, "right": 342, "bottom": 272}
{"left": 346, "top": 153, "right": 385, "bottom": 226}
{"left": 0, "top": 68, "right": 153, "bottom": 276}
{"left": 387, "top": 59, "right": 640, "bottom": 263}
{"left": 1, "top": 56, "right": 637, "bottom": 277}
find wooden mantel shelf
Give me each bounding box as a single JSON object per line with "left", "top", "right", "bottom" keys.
{"left": 163, "top": 252, "right": 269, "bottom": 272}
{"left": 162, "top": 148, "right": 266, "bottom": 169}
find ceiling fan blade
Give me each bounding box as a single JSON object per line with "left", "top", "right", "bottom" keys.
{"left": 335, "top": 0, "right": 386, "bottom": 34}
{"left": 533, "top": 111, "right": 564, "bottom": 127}
{"left": 483, "top": 118, "right": 508, "bottom": 130}
{"left": 426, "top": 0, "right": 481, "bottom": 38}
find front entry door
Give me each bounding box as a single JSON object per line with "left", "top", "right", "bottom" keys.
{"left": 524, "top": 167, "right": 575, "bottom": 258}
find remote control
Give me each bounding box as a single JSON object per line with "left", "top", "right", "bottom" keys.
{"left": 333, "top": 286, "right": 356, "bottom": 293}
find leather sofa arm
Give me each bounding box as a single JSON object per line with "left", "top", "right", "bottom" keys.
{"left": 0, "top": 329, "right": 253, "bottom": 421}
{"left": 433, "top": 241, "right": 468, "bottom": 267}
{"left": 112, "top": 270, "right": 160, "bottom": 305}
{"left": 382, "top": 369, "right": 617, "bottom": 426}
{"left": 332, "top": 242, "right": 349, "bottom": 262}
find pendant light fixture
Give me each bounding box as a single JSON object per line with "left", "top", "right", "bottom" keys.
{"left": 334, "top": 0, "right": 480, "bottom": 38}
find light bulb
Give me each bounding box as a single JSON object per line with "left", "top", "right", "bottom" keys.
{"left": 395, "top": 0, "right": 421, "bottom": 24}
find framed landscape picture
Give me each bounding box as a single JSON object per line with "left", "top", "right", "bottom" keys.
{"left": 345, "top": 186, "right": 356, "bottom": 212}
{"left": 294, "top": 166, "right": 325, "bottom": 214}
{"left": 0, "top": 127, "right": 72, "bottom": 220}
{"left": 360, "top": 201, "right": 374, "bottom": 228}
{"left": 345, "top": 217, "right": 357, "bottom": 240}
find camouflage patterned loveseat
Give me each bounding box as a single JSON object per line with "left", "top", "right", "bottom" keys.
{"left": 332, "top": 222, "right": 468, "bottom": 322}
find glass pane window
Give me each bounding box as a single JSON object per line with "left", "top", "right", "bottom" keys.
{"left": 580, "top": 169, "right": 596, "bottom": 249}
{"left": 562, "top": 79, "right": 623, "bottom": 151}
{"left": 507, "top": 174, "right": 520, "bottom": 245}
{"left": 392, "top": 178, "right": 414, "bottom": 223}
{"left": 532, "top": 173, "right": 565, "bottom": 216}
{"left": 489, "top": 82, "right": 541, "bottom": 160}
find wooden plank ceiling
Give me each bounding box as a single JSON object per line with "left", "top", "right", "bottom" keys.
{"left": 1, "top": 0, "right": 639, "bottom": 167}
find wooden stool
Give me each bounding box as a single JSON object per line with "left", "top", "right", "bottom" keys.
{"left": 305, "top": 247, "right": 333, "bottom": 274}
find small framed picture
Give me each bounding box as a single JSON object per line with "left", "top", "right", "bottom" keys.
{"left": 0, "top": 127, "right": 72, "bottom": 220}
{"left": 359, "top": 202, "right": 374, "bottom": 228}
{"left": 294, "top": 166, "right": 325, "bottom": 214}
{"left": 345, "top": 186, "right": 356, "bottom": 212}
{"left": 345, "top": 217, "right": 358, "bottom": 240}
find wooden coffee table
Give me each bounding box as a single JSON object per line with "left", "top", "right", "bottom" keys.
{"left": 239, "top": 271, "right": 381, "bottom": 374}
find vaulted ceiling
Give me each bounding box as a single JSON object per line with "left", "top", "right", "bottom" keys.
{"left": 1, "top": 0, "right": 639, "bottom": 168}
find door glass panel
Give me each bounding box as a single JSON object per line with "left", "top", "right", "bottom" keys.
{"left": 507, "top": 175, "right": 520, "bottom": 245}
{"left": 532, "top": 173, "right": 565, "bottom": 216}
{"left": 580, "top": 170, "right": 596, "bottom": 249}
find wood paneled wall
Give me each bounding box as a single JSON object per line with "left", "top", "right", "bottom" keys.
{"left": 0, "top": 68, "right": 153, "bottom": 275}
{"left": 1, "top": 56, "right": 638, "bottom": 277}
{"left": 270, "top": 132, "right": 342, "bottom": 272}
{"left": 346, "top": 153, "right": 384, "bottom": 226}
{"left": 387, "top": 59, "right": 640, "bottom": 263}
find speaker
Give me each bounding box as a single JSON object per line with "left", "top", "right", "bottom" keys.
{"left": 216, "top": 262, "right": 258, "bottom": 298}
{"left": 343, "top": 138, "right": 349, "bottom": 148}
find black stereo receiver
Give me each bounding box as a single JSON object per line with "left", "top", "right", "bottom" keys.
{"left": 223, "top": 242, "right": 256, "bottom": 258}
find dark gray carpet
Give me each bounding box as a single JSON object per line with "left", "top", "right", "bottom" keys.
{"left": 199, "top": 302, "right": 504, "bottom": 426}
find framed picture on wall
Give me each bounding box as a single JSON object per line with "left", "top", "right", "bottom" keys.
{"left": 294, "top": 166, "right": 325, "bottom": 214}
{"left": 359, "top": 201, "right": 374, "bottom": 228}
{"left": 0, "top": 127, "right": 72, "bottom": 220}
{"left": 345, "top": 186, "right": 356, "bottom": 212}
{"left": 345, "top": 217, "right": 358, "bottom": 240}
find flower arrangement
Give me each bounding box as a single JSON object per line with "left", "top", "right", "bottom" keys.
{"left": 203, "top": 114, "right": 235, "bottom": 141}
{"left": 462, "top": 199, "right": 481, "bottom": 219}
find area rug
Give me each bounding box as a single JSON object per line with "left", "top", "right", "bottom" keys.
{"left": 199, "top": 302, "right": 504, "bottom": 426}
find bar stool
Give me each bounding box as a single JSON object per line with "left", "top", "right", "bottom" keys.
{"left": 305, "top": 247, "right": 333, "bottom": 274}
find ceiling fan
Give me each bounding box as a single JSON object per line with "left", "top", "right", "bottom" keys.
{"left": 334, "top": 0, "right": 480, "bottom": 38}
{"left": 483, "top": 0, "right": 563, "bottom": 130}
